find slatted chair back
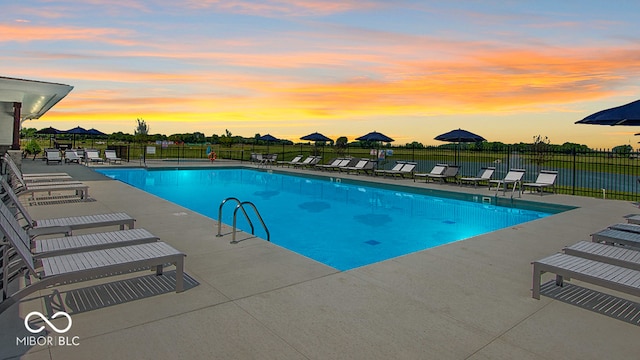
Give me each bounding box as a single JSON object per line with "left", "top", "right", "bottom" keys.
{"left": 353, "top": 159, "right": 368, "bottom": 169}
{"left": 400, "top": 163, "right": 416, "bottom": 173}
{"left": 430, "top": 164, "right": 448, "bottom": 175}
{"left": 0, "top": 201, "right": 36, "bottom": 274}
{"left": 479, "top": 167, "right": 495, "bottom": 180}
{"left": 388, "top": 162, "right": 405, "bottom": 171}
{"left": 3, "top": 154, "right": 26, "bottom": 182}
{"left": 442, "top": 165, "right": 459, "bottom": 177}
{"left": 0, "top": 177, "right": 35, "bottom": 227}
{"left": 535, "top": 170, "right": 558, "bottom": 185}
{"left": 504, "top": 169, "right": 525, "bottom": 182}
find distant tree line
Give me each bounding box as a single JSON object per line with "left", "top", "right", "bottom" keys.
{"left": 20, "top": 126, "right": 616, "bottom": 152}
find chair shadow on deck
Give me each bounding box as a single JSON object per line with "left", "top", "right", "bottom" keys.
{"left": 540, "top": 280, "right": 640, "bottom": 326}
{"left": 24, "top": 194, "right": 96, "bottom": 206}
{"left": 42, "top": 270, "right": 199, "bottom": 316}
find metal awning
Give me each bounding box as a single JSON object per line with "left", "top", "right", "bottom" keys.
{"left": 0, "top": 76, "right": 73, "bottom": 122}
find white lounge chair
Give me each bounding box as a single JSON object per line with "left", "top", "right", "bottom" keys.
{"left": 315, "top": 158, "right": 344, "bottom": 170}
{"left": 85, "top": 149, "right": 104, "bottom": 165}
{"left": 563, "top": 241, "right": 640, "bottom": 271}
{"left": 532, "top": 253, "right": 640, "bottom": 300}
{"left": 459, "top": 167, "right": 495, "bottom": 188}
{"left": 374, "top": 161, "right": 405, "bottom": 177}
{"left": 44, "top": 149, "right": 62, "bottom": 165}
{"left": 290, "top": 155, "right": 321, "bottom": 168}
{"left": 105, "top": 149, "right": 122, "bottom": 164}
{"left": 329, "top": 158, "right": 356, "bottom": 171}
{"left": 277, "top": 155, "right": 303, "bottom": 167}
{"left": 609, "top": 222, "right": 640, "bottom": 234}
{"left": 64, "top": 150, "right": 81, "bottom": 164}
{"left": 9, "top": 173, "right": 89, "bottom": 201}
{"left": 489, "top": 168, "right": 525, "bottom": 197}
{"left": 3, "top": 153, "right": 72, "bottom": 182}
{"left": 428, "top": 165, "right": 459, "bottom": 183}
{"left": 0, "top": 208, "right": 186, "bottom": 315}
{"left": 0, "top": 201, "right": 156, "bottom": 258}
{"left": 523, "top": 170, "right": 557, "bottom": 195}
{"left": 340, "top": 158, "right": 370, "bottom": 174}
{"left": 1, "top": 178, "right": 132, "bottom": 236}
{"left": 388, "top": 162, "right": 416, "bottom": 179}
{"left": 591, "top": 228, "right": 640, "bottom": 248}
{"left": 413, "top": 163, "right": 448, "bottom": 182}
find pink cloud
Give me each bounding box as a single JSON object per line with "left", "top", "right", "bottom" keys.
{"left": 182, "top": 0, "right": 383, "bottom": 16}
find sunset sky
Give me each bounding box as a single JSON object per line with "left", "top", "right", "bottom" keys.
{"left": 3, "top": 1, "right": 640, "bottom": 148}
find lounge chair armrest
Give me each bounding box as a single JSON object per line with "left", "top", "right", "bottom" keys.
{"left": 28, "top": 226, "right": 73, "bottom": 237}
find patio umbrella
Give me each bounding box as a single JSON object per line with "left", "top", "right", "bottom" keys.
{"left": 87, "top": 128, "right": 106, "bottom": 136}
{"left": 300, "top": 132, "right": 332, "bottom": 142}
{"left": 434, "top": 128, "right": 486, "bottom": 165}
{"left": 65, "top": 126, "right": 90, "bottom": 148}
{"left": 300, "top": 132, "right": 333, "bottom": 158}
{"left": 36, "top": 126, "right": 63, "bottom": 147}
{"left": 258, "top": 134, "right": 279, "bottom": 153}
{"left": 356, "top": 131, "right": 394, "bottom": 168}
{"left": 36, "top": 126, "right": 63, "bottom": 135}
{"left": 575, "top": 99, "right": 640, "bottom": 126}
{"left": 355, "top": 131, "right": 394, "bottom": 143}
{"left": 86, "top": 128, "right": 107, "bottom": 147}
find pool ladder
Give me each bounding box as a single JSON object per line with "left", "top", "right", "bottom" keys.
{"left": 216, "top": 197, "right": 270, "bottom": 243}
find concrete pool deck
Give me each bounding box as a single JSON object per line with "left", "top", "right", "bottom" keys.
{"left": 1, "top": 158, "right": 639, "bottom": 359}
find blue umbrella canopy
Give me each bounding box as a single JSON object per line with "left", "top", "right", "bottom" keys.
{"left": 65, "top": 126, "right": 90, "bottom": 134}
{"left": 36, "top": 126, "right": 63, "bottom": 147}
{"left": 258, "top": 134, "right": 279, "bottom": 142}
{"left": 300, "top": 132, "right": 332, "bottom": 142}
{"left": 87, "top": 128, "right": 107, "bottom": 136}
{"left": 576, "top": 99, "right": 640, "bottom": 126}
{"left": 65, "top": 126, "right": 90, "bottom": 148}
{"left": 435, "top": 129, "right": 485, "bottom": 165}
{"left": 434, "top": 128, "right": 486, "bottom": 143}
{"left": 258, "top": 134, "right": 279, "bottom": 153}
{"left": 36, "top": 126, "right": 64, "bottom": 135}
{"left": 355, "top": 131, "right": 394, "bottom": 143}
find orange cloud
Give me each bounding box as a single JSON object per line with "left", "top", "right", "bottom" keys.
{"left": 0, "top": 23, "right": 138, "bottom": 46}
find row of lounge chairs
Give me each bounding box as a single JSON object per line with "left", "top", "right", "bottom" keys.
{"left": 412, "top": 164, "right": 556, "bottom": 196}
{"left": 267, "top": 155, "right": 558, "bottom": 195}
{"left": 0, "top": 156, "right": 185, "bottom": 314}
{"left": 44, "top": 148, "right": 122, "bottom": 165}
{"left": 374, "top": 161, "right": 416, "bottom": 178}
{"left": 532, "top": 216, "right": 640, "bottom": 302}
{"left": 277, "top": 156, "right": 376, "bottom": 174}
{"left": 3, "top": 153, "right": 91, "bottom": 201}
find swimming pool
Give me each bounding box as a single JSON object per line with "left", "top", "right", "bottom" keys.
{"left": 96, "top": 167, "right": 563, "bottom": 270}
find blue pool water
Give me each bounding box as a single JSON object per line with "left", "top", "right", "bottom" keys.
{"left": 96, "top": 168, "right": 557, "bottom": 270}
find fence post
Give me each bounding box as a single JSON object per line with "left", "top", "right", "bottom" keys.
{"left": 572, "top": 149, "right": 576, "bottom": 196}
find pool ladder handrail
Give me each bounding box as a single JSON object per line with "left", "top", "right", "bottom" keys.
{"left": 216, "top": 197, "right": 271, "bottom": 243}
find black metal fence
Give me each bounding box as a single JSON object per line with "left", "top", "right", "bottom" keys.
{"left": 125, "top": 143, "right": 640, "bottom": 201}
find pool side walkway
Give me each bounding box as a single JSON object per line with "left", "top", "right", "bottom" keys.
{"left": 1, "top": 158, "right": 639, "bottom": 359}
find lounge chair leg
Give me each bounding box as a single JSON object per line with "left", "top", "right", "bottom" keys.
{"left": 555, "top": 274, "right": 564, "bottom": 287}
{"left": 532, "top": 263, "right": 541, "bottom": 299}
{"left": 155, "top": 264, "right": 163, "bottom": 276}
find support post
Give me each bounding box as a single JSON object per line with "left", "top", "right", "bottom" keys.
{"left": 11, "top": 102, "right": 22, "bottom": 150}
